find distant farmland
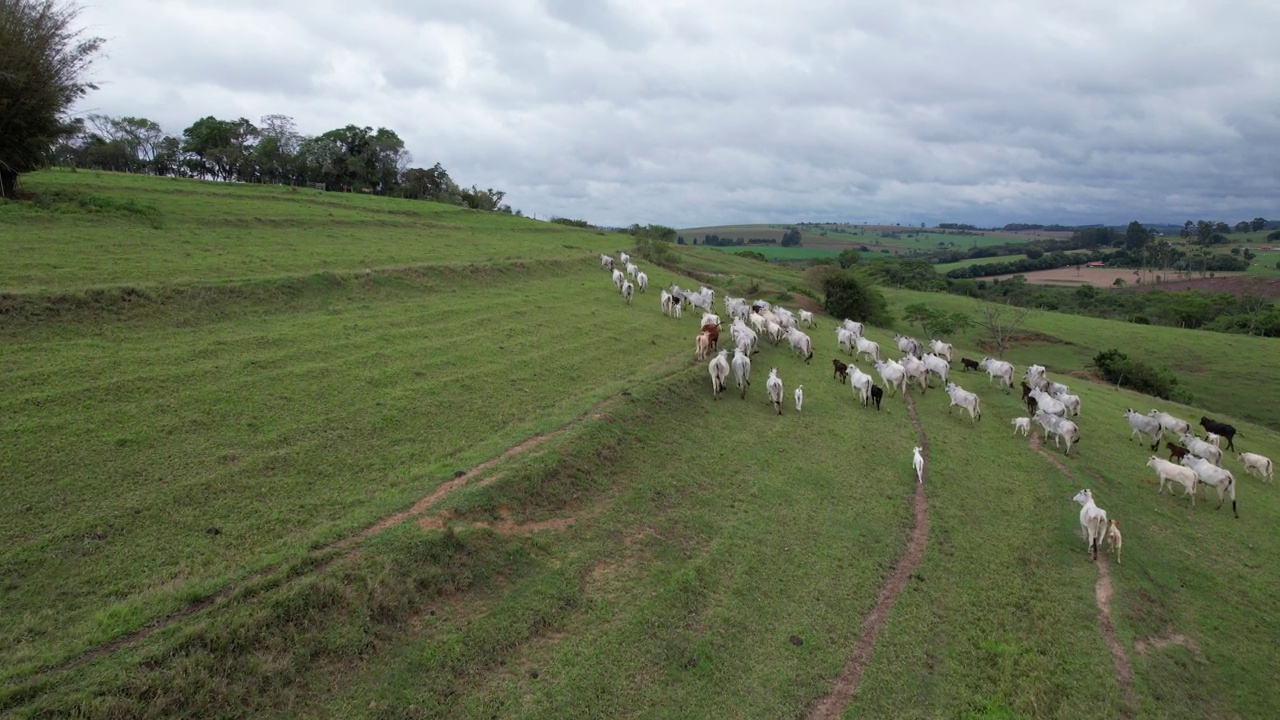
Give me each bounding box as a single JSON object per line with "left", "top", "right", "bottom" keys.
{"left": 680, "top": 223, "right": 1044, "bottom": 257}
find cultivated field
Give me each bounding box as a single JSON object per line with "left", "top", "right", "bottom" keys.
{"left": 984, "top": 266, "right": 1249, "bottom": 288}
{"left": 3, "top": 172, "right": 1279, "bottom": 718}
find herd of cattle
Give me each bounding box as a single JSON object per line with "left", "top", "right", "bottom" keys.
{"left": 601, "top": 252, "right": 1274, "bottom": 561}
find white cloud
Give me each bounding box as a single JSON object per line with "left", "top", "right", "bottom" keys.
{"left": 73, "top": 0, "right": 1280, "bottom": 227}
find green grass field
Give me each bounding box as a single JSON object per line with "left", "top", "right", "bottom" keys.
{"left": 0, "top": 170, "right": 626, "bottom": 292}
{"left": 3, "top": 171, "right": 1279, "bottom": 718}
{"left": 682, "top": 223, "right": 1033, "bottom": 256}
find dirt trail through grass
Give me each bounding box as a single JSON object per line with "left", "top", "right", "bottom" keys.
{"left": 42, "top": 356, "right": 696, "bottom": 680}
{"left": 806, "top": 392, "right": 931, "bottom": 720}
{"left": 1029, "top": 433, "right": 1137, "bottom": 719}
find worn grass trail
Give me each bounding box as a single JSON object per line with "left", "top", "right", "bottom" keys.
{"left": 1030, "top": 433, "right": 1137, "bottom": 719}
{"left": 806, "top": 392, "right": 931, "bottom": 720}
{"left": 313, "top": 356, "right": 923, "bottom": 720}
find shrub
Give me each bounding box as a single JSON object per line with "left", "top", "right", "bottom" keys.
{"left": 1092, "top": 348, "right": 1180, "bottom": 399}
{"left": 737, "top": 250, "right": 768, "bottom": 263}
{"left": 822, "top": 271, "right": 890, "bottom": 326}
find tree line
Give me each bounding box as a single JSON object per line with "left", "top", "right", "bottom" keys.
{"left": 47, "top": 113, "right": 512, "bottom": 210}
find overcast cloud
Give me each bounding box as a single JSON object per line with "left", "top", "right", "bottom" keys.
{"left": 73, "top": 0, "right": 1280, "bottom": 228}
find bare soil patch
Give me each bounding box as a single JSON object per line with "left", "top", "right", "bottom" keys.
{"left": 1125, "top": 274, "right": 1280, "bottom": 299}
{"left": 1134, "top": 633, "right": 1203, "bottom": 659}
{"left": 987, "top": 267, "right": 1251, "bottom": 290}
{"left": 806, "top": 393, "right": 930, "bottom": 719}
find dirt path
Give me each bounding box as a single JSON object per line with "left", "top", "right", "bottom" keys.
{"left": 806, "top": 392, "right": 931, "bottom": 720}
{"left": 1029, "top": 433, "right": 1137, "bottom": 719}
{"left": 42, "top": 356, "right": 696, "bottom": 680}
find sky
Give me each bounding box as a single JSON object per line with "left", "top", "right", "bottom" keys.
{"left": 73, "top": 0, "right": 1280, "bottom": 229}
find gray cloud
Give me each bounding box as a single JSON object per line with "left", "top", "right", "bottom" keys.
{"left": 73, "top": 0, "right": 1280, "bottom": 228}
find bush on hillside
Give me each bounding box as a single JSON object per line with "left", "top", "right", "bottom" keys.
{"left": 1092, "top": 349, "right": 1180, "bottom": 400}
{"left": 737, "top": 250, "right": 768, "bottom": 263}
{"left": 822, "top": 271, "right": 890, "bottom": 326}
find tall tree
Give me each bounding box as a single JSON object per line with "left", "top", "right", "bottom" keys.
{"left": 975, "top": 302, "right": 1034, "bottom": 358}
{"left": 253, "top": 114, "right": 301, "bottom": 185}
{"left": 1124, "top": 221, "right": 1151, "bottom": 252}
{"left": 0, "top": 0, "right": 103, "bottom": 197}
{"left": 1251, "top": 217, "right": 1267, "bottom": 232}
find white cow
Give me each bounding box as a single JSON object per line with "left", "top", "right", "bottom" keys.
{"left": 794, "top": 385, "right": 804, "bottom": 412}
{"left": 785, "top": 327, "right": 813, "bottom": 363}
{"left": 636, "top": 271, "right": 648, "bottom": 292}
{"left": 900, "top": 355, "right": 929, "bottom": 394}
{"left": 600, "top": 254, "right": 614, "bottom": 269}
{"left": 848, "top": 365, "right": 874, "bottom": 407}
{"left": 979, "top": 357, "right": 1015, "bottom": 389}
{"left": 894, "top": 334, "right": 923, "bottom": 358}
{"left": 1073, "top": 489, "right": 1108, "bottom": 561}
{"left": 836, "top": 328, "right": 856, "bottom": 356}
{"left": 1179, "top": 433, "right": 1223, "bottom": 466}
{"left": 912, "top": 446, "right": 925, "bottom": 484}
{"left": 765, "top": 367, "right": 784, "bottom": 415}
{"left": 619, "top": 251, "right": 630, "bottom": 266}
{"left": 1123, "top": 408, "right": 1162, "bottom": 450}
{"left": 1180, "top": 455, "right": 1238, "bottom": 517}
{"left": 1034, "top": 410, "right": 1080, "bottom": 455}
{"left": 842, "top": 319, "right": 864, "bottom": 337}
{"left": 1149, "top": 410, "right": 1192, "bottom": 437}
{"left": 625, "top": 262, "right": 639, "bottom": 277}
{"left": 1012, "top": 417, "right": 1031, "bottom": 437}
{"left": 708, "top": 350, "right": 730, "bottom": 400}
{"left": 1238, "top": 452, "right": 1274, "bottom": 482}
{"left": 1054, "top": 391, "right": 1081, "bottom": 417}
{"left": 1147, "top": 456, "right": 1198, "bottom": 505}
{"left": 922, "top": 353, "right": 950, "bottom": 387}
{"left": 874, "top": 359, "right": 907, "bottom": 397}
{"left": 731, "top": 348, "right": 752, "bottom": 399}
{"left": 855, "top": 336, "right": 881, "bottom": 363}
{"left": 799, "top": 309, "right": 815, "bottom": 328}
{"left": 1030, "top": 388, "right": 1066, "bottom": 417}
{"left": 944, "top": 382, "right": 981, "bottom": 424}
{"left": 929, "top": 339, "right": 954, "bottom": 362}
{"left": 621, "top": 280, "right": 634, "bottom": 305}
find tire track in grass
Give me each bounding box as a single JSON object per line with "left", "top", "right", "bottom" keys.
{"left": 1029, "top": 432, "right": 1137, "bottom": 719}
{"left": 806, "top": 391, "right": 931, "bottom": 720}
{"left": 35, "top": 355, "right": 698, "bottom": 681}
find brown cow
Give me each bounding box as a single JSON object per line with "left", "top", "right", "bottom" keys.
{"left": 700, "top": 323, "right": 720, "bottom": 351}
{"left": 832, "top": 358, "right": 849, "bottom": 384}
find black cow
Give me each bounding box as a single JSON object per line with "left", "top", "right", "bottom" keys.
{"left": 960, "top": 357, "right": 980, "bottom": 372}
{"left": 1200, "top": 417, "right": 1238, "bottom": 451}
{"left": 870, "top": 384, "right": 884, "bottom": 411}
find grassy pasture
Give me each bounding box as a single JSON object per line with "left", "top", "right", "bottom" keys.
{"left": 5, "top": 173, "right": 1280, "bottom": 718}
{"left": 682, "top": 223, "right": 1031, "bottom": 256}
{"left": 0, "top": 259, "right": 696, "bottom": 681}
{"left": 1, "top": 170, "right": 625, "bottom": 292}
